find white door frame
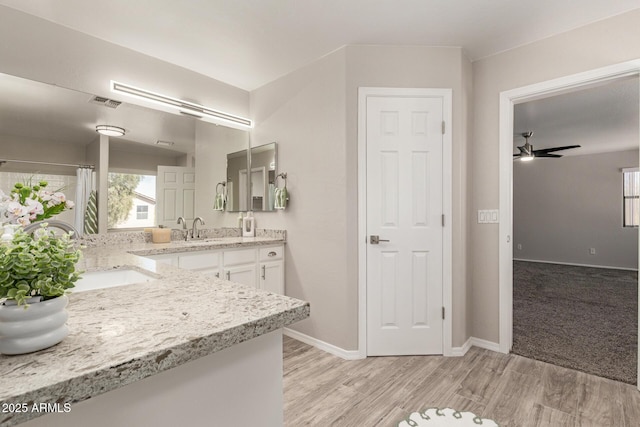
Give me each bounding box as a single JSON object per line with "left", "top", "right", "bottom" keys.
{"left": 498, "top": 59, "right": 640, "bottom": 387}
{"left": 358, "top": 87, "right": 453, "bottom": 358}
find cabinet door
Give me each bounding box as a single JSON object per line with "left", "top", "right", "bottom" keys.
{"left": 224, "top": 264, "right": 258, "bottom": 288}
{"left": 146, "top": 253, "right": 179, "bottom": 267}
{"left": 260, "top": 261, "right": 284, "bottom": 294}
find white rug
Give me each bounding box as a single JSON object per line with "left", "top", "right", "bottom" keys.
{"left": 398, "top": 407, "right": 499, "bottom": 426}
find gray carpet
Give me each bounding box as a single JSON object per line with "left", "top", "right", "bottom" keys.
{"left": 512, "top": 261, "right": 638, "bottom": 385}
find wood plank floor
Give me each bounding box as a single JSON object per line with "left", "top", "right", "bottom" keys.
{"left": 283, "top": 336, "right": 640, "bottom": 427}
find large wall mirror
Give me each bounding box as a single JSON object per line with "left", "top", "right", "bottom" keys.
{"left": 0, "top": 72, "right": 250, "bottom": 230}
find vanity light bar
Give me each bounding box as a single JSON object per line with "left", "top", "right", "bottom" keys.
{"left": 110, "top": 81, "right": 253, "bottom": 128}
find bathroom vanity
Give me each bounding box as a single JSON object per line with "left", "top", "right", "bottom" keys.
{"left": 0, "top": 232, "right": 308, "bottom": 427}
{"left": 145, "top": 244, "right": 284, "bottom": 294}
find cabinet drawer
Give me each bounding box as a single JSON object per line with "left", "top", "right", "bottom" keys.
{"left": 259, "top": 246, "right": 283, "bottom": 262}
{"left": 223, "top": 248, "right": 257, "bottom": 266}
{"left": 179, "top": 251, "right": 220, "bottom": 270}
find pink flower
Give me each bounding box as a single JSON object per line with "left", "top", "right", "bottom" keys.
{"left": 16, "top": 216, "right": 31, "bottom": 226}
{"left": 7, "top": 201, "right": 28, "bottom": 217}
{"left": 25, "top": 199, "right": 44, "bottom": 218}
{"left": 50, "top": 192, "right": 66, "bottom": 205}
{"left": 65, "top": 200, "right": 75, "bottom": 209}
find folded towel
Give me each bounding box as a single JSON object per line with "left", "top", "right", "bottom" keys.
{"left": 274, "top": 186, "right": 288, "bottom": 210}
{"left": 213, "top": 193, "right": 225, "bottom": 211}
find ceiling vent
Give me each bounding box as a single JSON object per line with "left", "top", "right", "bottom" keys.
{"left": 89, "top": 96, "right": 122, "bottom": 109}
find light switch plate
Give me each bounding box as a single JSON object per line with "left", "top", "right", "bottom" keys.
{"left": 478, "top": 209, "right": 499, "bottom": 224}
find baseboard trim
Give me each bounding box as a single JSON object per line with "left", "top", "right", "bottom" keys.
{"left": 451, "top": 337, "right": 501, "bottom": 356}
{"left": 284, "top": 328, "right": 501, "bottom": 359}
{"left": 470, "top": 337, "right": 502, "bottom": 353}
{"left": 283, "top": 328, "right": 365, "bottom": 360}
{"left": 451, "top": 337, "right": 472, "bottom": 357}
{"left": 514, "top": 258, "right": 638, "bottom": 272}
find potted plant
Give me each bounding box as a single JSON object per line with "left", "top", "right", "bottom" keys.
{"left": 0, "top": 179, "right": 80, "bottom": 355}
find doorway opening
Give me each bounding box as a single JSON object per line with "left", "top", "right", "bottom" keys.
{"left": 498, "top": 60, "right": 640, "bottom": 387}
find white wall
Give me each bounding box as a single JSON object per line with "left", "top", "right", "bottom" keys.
{"left": 514, "top": 150, "right": 639, "bottom": 269}
{"left": 250, "top": 48, "right": 350, "bottom": 349}
{"left": 472, "top": 9, "right": 640, "bottom": 343}
{"left": 250, "top": 45, "right": 472, "bottom": 350}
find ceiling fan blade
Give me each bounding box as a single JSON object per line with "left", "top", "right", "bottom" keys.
{"left": 532, "top": 144, "right": 580, "bottom": 155}
{"left": 535, "top": 153, "right": 563, "bottom": 158}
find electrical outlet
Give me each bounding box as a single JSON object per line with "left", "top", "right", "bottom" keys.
{"left": 517, "top": 244, "right": 522, "bottom": 250}
{"left": 589, "top": 248, "right": 596, "bottom": 255}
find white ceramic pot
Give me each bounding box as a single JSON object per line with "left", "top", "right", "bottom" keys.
{"left": 0, "top": 295, "right": 69, "bottom": 355}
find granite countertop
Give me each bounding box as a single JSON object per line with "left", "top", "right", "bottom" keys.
{"left": 0, "top": 233, "right": 309, "bottom": 427}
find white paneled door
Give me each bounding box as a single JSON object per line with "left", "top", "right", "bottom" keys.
{"left": 366, "top": 94, "right": 444, "bottom": 356}
{"left": 156, "top": 166, "right": 196, "bottom": 228}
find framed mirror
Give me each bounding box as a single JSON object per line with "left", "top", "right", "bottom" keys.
{"left": 225, "top": 149, "right": 249, "bottom": 212}
{"left": 249, "top": 142, "right": 277, "bottom": 211}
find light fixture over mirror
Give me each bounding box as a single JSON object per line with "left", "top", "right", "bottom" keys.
{"left": 111, "top": 80, "right": 253, "bottom": 129}
{"left": 96, "top": 125, "right": 125, "bottom": 137}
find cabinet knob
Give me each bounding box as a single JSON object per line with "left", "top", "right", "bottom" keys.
{"left": 268, "top": 251, "right": 277, "bottom": 257}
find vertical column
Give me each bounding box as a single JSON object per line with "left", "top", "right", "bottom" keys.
{"left": 97, "top": 134, "right": 109, "bottom": 233}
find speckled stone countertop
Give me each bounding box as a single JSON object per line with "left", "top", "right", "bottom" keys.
{"left": 0, "top": 232, "right": 308, "bottom": 427}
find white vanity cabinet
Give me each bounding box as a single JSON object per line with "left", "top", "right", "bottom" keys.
{"left": 144, "top": 245, "right": 284, "bottom": 294}
{"left": 259, "top": 246, "right": 284, "bottom": 294}
{"left": 222, "top": 248, "right": 258, "bottom": 288}
{"left": 178, "top": 250, "right": 221, "bottom": 278}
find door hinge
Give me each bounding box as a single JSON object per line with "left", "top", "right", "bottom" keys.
{"left": 442, "top": 307, "right": 445, "bottom": 320}
{"left": 442, "top": 121, "right": 445, "bottom": 135}
{"left": 442, "top": 214, "right": 445, "bottom": 227}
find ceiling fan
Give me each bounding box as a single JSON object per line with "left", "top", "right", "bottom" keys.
{"left": 513, "top": 131, "right": 580, "bottom": 161}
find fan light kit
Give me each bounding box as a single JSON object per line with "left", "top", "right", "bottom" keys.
{"left": 111, "top": 81, "right": 253, "bottom": 129}
{"left": 513, "top": 131, "right": 580, "bottom": 161}
{"left": 95, "top": 125, "right": 125, "bottom": 137}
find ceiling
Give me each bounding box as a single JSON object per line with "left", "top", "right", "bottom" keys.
{"left": 0, "top": 0, "right": 638, "bottom": 91}
{"left": 0, "top": 73, "right": 196, "bottom": 155}
{"left": 514, "top": 76, "right": 639, "bottom": 157}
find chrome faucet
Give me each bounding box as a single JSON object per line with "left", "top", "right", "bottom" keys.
{"left": 24, "top": 220, "right": 79, "bottom": 239}
{"left": 177, "top": 217, "right": 187, "bottom": 229}
{"left": 192, "top": 217, "right": 205, "bottom": 239}
{"left": 176, "top": 216, "right": 189, "bottom": 240}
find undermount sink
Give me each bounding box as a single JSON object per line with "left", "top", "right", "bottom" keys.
{"left": 73, "top": 269, "right": 156, "bottom": 292}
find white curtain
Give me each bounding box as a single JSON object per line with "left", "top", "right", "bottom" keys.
{"left": 74, "top": 167, "right": 95, "bottom": 237}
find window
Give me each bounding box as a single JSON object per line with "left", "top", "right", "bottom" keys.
{"left": 108, "top": 173, "right": 156, "bottom": 229}
{"left": 136, "top": 205, "right": 149, "bottom": 220}
{"left": 623, "top": 168, "right": 639, "bottom": 227}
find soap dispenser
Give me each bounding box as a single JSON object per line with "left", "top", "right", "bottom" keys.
{"left": 242, "top": 212, "right": 255, "bottom": 237}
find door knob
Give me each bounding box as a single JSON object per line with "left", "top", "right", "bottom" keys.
{"left": 370, "top": 235, "right": 390, "bottom": 244}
